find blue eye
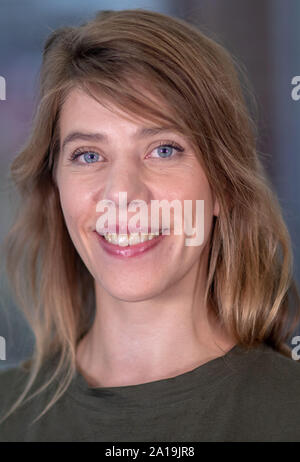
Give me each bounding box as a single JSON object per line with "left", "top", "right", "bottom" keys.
{"left": 156, "top": 146, "right": 174, "bottom": 158}
{"left": 82, "top": 152, "right": 100, "bottom": 163}
{"left": 152, "top": 142, "right": 184, "bottom": 159}
{"left": 68, "top": 149, "right": 101, "bottom": 164}
{"left": 68, "top": 140, "right": 185, "bottom": 165}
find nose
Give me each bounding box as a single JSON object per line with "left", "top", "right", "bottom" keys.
{"left": 101, "top": 156, "right": 150, "bottom": 210}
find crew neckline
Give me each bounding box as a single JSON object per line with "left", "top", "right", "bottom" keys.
{"left": 66, "top": 343, "right": 269, "bottom": 411}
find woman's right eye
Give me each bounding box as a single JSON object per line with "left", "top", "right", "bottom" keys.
{"left": 68, "top": 149, "right": 102, "bottom": 164}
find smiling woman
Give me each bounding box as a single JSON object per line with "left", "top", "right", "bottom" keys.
{"left": 1, "top": 9, "right": 300, "bottom": 442}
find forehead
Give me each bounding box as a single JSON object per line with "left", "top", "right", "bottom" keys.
{"left": 59, "top": 85, "right": 170, "bottom": 134}
{"left": 60, "top": 87, "right": 132, "bottom": 129}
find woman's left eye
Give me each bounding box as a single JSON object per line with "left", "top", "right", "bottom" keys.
{"left": 149, "top": 142, "right": 185, "bottom": 159}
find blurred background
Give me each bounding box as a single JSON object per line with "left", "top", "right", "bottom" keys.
{"left": 0, "top": 0, "right": 299, "bottom": 368}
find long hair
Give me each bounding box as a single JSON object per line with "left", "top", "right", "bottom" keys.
{"left": 1, "top": 8, "right": 300, "bottom": 424}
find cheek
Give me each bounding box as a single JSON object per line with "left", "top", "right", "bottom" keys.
{"left": 168, "top": 173, "right": 214, "bottom": 217}
{"left": 58, "top": 180, "right": 92, "bottom": 235}
{"left": 198, "top": 188, "right": 215, "bottom": 241}
{"left": 182, "top": 175, "right": 215, "bottom": 245}
{"left": 157, "top": 179, "right": 214, "bottom": 244}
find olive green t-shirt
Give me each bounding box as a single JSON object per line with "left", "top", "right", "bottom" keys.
{"left": 0, "top": 343, "right": 300, "bottom": 442}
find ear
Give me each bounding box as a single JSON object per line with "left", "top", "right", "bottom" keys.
{"left": 213, "top": 197, "right": 220, "bottom": 217}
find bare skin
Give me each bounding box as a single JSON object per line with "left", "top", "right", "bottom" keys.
{"left": 56, "top": 86, "right": 236, "bottom": 388}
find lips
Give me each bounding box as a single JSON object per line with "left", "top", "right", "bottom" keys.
{"left": 95, "top": 230, "right": 166, "bottom": 258}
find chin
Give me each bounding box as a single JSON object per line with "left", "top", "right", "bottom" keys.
{"left": 96, "top": 277, "right": 168, "bottom": 303}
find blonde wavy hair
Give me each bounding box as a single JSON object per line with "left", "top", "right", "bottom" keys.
{"left": 1, "top": 8, "right": 300, "bottom": 425}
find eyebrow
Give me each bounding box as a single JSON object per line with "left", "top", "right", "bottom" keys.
{"left": 61, "top": 127, "right": 178, "bottom": 152}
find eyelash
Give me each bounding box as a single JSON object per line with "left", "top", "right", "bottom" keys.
{"left": 67, "top": 140, "right": 185, "bottom": 164}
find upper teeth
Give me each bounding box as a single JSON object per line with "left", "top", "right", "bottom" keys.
{"left": 101, "top": 232, "right": 160, "bottom": 246}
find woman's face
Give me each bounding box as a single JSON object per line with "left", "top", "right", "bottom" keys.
{"left": 56, "top": 87, "right": 219, "bottom": 301}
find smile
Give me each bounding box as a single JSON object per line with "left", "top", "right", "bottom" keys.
{"left": 95, "top": 231, "right": 166, "bottom": 258}
{"left": 100, "top": 231, "right": 162, "bottom": 246}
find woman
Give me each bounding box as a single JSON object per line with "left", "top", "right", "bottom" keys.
{"left": 1, "top": 9, "right": 300, "bottom": 442}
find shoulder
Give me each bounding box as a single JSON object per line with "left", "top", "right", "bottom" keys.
{"left": 235, "top": 342, "right": 300, "bottom": 379}
{"left": 0, "top": 359, "right": 33, "bottom": 412}
{"left": 0, "top": 361, "right": 33, "bottom": 441}
{"left": 0, "top": 360, "right": 31, "bottom": 395}
{"left": 222, "top": 343, "right": 300, "bottom": 439}
{"left": 0, "top": 355, "right": 61, "bottom": 405}
{"left": 0, "top": 357, "right": 59, "bottom": 442}
{"left": 226, "top": 343, "right": 300, "bottom": 391}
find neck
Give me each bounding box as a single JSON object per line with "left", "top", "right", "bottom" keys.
{"left": 75, "top": 253, "right": 236, "bottom": 388}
